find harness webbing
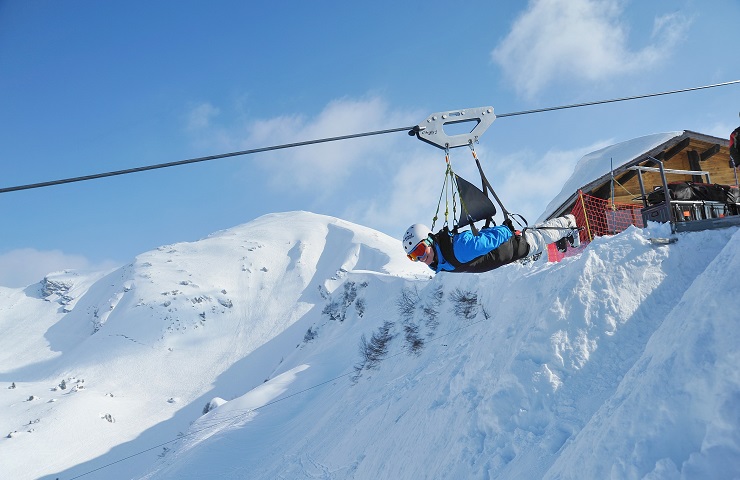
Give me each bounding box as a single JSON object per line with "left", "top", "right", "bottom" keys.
{"left": 430, "top": 151, "right": 480, "bottom": 235}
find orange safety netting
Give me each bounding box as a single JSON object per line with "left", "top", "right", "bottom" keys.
{"left": 548, "top": 190, "right": 644, "bottom": 262}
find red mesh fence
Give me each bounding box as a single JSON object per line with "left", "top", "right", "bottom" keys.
{"left": 548, "top": 190, "right": 644, "bottom": 262}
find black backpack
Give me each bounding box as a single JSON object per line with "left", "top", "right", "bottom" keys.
{"left": 731, "top": 127, "right": 740, "bottom": 168}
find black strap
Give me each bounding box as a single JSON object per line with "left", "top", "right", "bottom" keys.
{"left": 475, "top": 157, "right": 508, "bottom": 217}
{"left": 433, "top": 228, "right": 464, "bottom": 270}
{"left": 474, "top": 157, "right": 529, "bottom": 230}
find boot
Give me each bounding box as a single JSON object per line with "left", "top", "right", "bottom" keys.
{"left": 564, "top": 214, "right": 581, "bottom": 248}
{"left": 567, "top": 229, "right": 581, "bottom": 248}
{"left": 555, "top": 237, "right": 568, "bottom": 253}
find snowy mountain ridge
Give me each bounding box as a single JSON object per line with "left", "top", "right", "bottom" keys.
{"left": 1, "top": 211, "right": 739, "bottom": 479}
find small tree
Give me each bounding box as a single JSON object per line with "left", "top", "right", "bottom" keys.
{"left": 303, "top": 327, "right": 317, "bottom": 343}
{"left": 352, "top": 321, "right": 395, "bottom": 380}
{"left": 422, "top": 284, "right": 444, "bottom": 332}
{"left": 450, "top": 288, "right": 479, "bottom": 320}
{"left": 322, "top": 281, "right": 367, "bottom": 322}
{"left": 355, "top": 297, "right": 366, "bottom": 317}
{"left": 404, "top": 323, "right": 424, "bottom": 355}
{"left": 396, "top": 287, "right": 420, "bottom": 320}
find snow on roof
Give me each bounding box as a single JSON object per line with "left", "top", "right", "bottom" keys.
{"left": 538, "top": 131, "right": 684, "bottom": 222}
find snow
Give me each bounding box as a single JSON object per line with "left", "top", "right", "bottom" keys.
{"left": 538, "top": 131, "right": 684, "bottom": 222}
{"left": 1, "top": 211, "right": 739, "bottom": 479}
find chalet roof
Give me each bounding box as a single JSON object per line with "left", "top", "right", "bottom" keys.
{"left": 538, "top": 131, "right": 685, "bottom": 221}
{"left": 539, "top": 128, "right": 740, "bottom": 223}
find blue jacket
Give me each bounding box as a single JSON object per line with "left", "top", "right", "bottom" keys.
{"left": 429, "top": 226, "right": 528, "bottom": 273}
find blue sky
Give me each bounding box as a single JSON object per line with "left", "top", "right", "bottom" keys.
{"left": 1, "top": 0, "right": 739, "bottom": 287}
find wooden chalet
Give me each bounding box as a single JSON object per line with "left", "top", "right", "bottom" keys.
{"left": 540, "top": 130, "right": 738, "bottom": 241}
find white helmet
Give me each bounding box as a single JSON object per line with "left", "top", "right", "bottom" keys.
{"left": 402, "top": 224, "right": 431, "bottom": 254}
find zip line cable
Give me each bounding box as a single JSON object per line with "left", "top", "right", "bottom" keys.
{"left": 1, "top": 79, "right": 738, "bottom": 196}
{"left": 495, "top": 79, "right": 740, "bottom": 118}
{"left": 0, "top": 126, "right": 414, "bottom": 194}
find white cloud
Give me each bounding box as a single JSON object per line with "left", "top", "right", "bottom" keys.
{"left": 492, "top": 0, "right": 691, "bottom": 98}
{"left": 349, "top": 148, "right": 443, "bottom": 238}
{"left": 0, "top": 248, "right": 119, "bottom": 288}
{"left": 186, "top": 96, "right": 420, "bottom": 191}
{"left": 186, "top": 102, "right": 220, "bottom": 131}
{"left": 249, "top": 97, "right": 419, "bottom": 190}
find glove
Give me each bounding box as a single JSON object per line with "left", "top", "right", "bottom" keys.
{"left": 503, "top": 218, "right": 515, "bottom": 233}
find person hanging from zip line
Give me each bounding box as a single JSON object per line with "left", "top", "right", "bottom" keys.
{"left": 402, "top": 214, "right": 581, "bottom": 274}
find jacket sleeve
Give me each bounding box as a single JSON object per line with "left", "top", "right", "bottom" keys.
{"left": 451, "top": 226, "right": 512, "bottom": 263}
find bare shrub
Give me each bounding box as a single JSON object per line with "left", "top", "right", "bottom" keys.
{"left": 422, "top": 284, "right": 444, "bottom": 332}
{"left": 322, "top": 281, "right": 368, "bottom": 322}
{"left": 404, "top": 323, "right": 424, "bottom": 355}
{"left": 450, "top": 288, "right": 479, "bottom": 320}
{"left": 352, "top": 321, "right": 395, "bottom": 380}
{"left": 397, "top": 287, "right": 420, "bottom": 320}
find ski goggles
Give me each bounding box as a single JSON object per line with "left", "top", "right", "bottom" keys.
{"left": 407, "top": 239, "right": 430, "bottom": 262}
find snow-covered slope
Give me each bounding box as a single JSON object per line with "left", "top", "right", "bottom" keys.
{"left": 1, "top": 212, "right": 739, "bottom": 479}
{"left": 0, "top": 212, "right": 427, "bottom": 480}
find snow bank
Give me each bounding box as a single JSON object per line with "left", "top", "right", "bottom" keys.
{"left": 548, "top": 228, "right": 740, "bottom": 478}
{"left": 140, "top": 220, "right": 739, "bottom": 479}
{"left": 1, "top": 212, "right": 738, "bottom": 480}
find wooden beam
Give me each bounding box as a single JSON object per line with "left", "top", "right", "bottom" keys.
{"left": 700, "top": 144, "right": 721, "bottom": 161}
{"left": 591, "top": 170, "right": 638, "bottom": 199}
{"left": 663, "top": 137, "right": 691, "bottom": 161}
{"left": 687, "top": 150, "right": 703, "bottom": 183}
{"left": 591, "top": 137, "right": 693, "bottom": 198}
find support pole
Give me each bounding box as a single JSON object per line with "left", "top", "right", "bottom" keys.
{"left": 578, "top": 190, "right": 593, "bottom": 242}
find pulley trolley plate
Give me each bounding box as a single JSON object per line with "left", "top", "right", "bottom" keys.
{"left": 411, "top": 106, "right": 496, "bottom": 149}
